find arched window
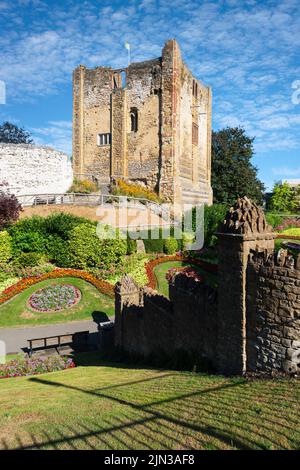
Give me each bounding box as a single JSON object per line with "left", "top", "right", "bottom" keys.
{"left": 130, "top": 108, "right": 138, "bottom": 132}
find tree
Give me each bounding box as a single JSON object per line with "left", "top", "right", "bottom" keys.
{"left": 211, "top": 127, "right": 265, "bottom": 206}
{"left": 269, "top": 182, "right": 297, "bottom": 213}
{"left": 0, "top": 182, "right": 23, "bottom": 229}
{"left": 0, "top": 121, "right": 33, "bottom": 144}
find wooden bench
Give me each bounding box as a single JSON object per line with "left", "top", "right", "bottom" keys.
{"left": 27, "top": 331, "right": 89, "bottom": 356}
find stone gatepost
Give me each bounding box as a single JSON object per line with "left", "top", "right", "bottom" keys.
{"left": 216, "top": 197, "right": 275, "bottom": 375}
{"left": 114, "top": 275, "right": 143, "bottom": 350}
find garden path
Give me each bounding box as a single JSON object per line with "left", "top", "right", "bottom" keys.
{"left": 0, "top": 319, "right": 106, "bottom": 354}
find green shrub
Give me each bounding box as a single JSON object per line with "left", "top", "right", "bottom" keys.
{"left": 68, "top": 223, "right": 127, "bottom": 270}
{"left": 266, "top": 213, "right": 283, "bottom": 228}
{"left": 43, "top": 212, "right": 94, "bottom": 239}
{"left": 204, "top": 204, "right": 227, "bottom": 247}
{"left": 143, "top": 237, "right": 164, "bottom": 254}
{"left": 163, "top": 237, "right": 178, "bottom": 255}
{"left": 10, "top": 230, "right": 47, "bottom": 255}
{"left": 0, "top": 230, "right": 12, "bottom": 263}
{"left": 14, "top": 252, "right": 44, "bottom": 268}
{"left": 127, "top": 237, "right": 137, "bottom": 255}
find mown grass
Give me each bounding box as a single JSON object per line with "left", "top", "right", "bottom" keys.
{"left": 154, "top": 261, "right": 217, "bottom": 298}
{"left": 0, "top": 353, "right": 299, "bottom": 450}
{"left": 277, "top": 227, "right": 300, "bottom": 236}
{"left": 0, "top": 277, "right": 114, "bottom": 328}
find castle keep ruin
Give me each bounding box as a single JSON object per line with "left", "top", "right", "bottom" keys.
{"left": 73, "top": 39, "right": 213, "bottom": 206}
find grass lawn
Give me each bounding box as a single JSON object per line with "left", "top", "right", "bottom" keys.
{"left": 154, "top": 261, "right": 217, "bottom": 298}
{"left": 0, "top": 353, "right": 299, "bottom": 450}
{"left": 0, "top": 277, "right": 114, "bottom": 328}
{"left": 277, "top": 227, "right": 300, "bottom": 236}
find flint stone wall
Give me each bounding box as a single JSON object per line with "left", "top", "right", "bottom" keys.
{"left": 0, "top": 143, "right": 73, "bottom": 195}
{"left": 247, "top": 250, "right": 300, "bottom": 374}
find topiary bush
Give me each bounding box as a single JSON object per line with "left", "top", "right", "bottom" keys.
{"left": 0, "top": 230, "right": 12, "bottom": 264}
{"left": 163, "top": 237, "right": 178, "bottom": 255}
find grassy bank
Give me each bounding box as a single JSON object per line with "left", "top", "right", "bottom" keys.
{"left": 0, "top": 353, "right": 299, "bottom": 450}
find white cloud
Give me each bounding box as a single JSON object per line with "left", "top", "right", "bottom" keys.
{"left": 31, "top": 121, "right": 72, "bottom": 155}
{"left": 0, "top": 0, "right": 299, "bottom": 156}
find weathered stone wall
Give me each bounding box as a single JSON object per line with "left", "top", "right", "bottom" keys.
{"left": 72, "top": 66, "right": 113, "bottom": 184}
{"left": 247, "top": 250, "right": 300, "bottom": 374}
{"left": 115, "top": 274, "right": 218, "bottom": 369}
{"left": 0, "top": 144, "right": 73, "bottom": 195}
{"left": 72, "top": 39, "right": 213, "bottom": 205}
{"left": 114, "top": 198, "right": 300, "bottom": 376}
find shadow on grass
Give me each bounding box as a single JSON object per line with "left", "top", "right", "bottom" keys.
{"left": 1, "top": 367, "right": 299, "bottom": 451}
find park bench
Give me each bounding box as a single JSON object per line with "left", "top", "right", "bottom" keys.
{"left": 27, "top": 331, "right": 89, "bottom": 356}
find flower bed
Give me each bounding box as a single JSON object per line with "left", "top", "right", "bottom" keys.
{"left": 0, "top": 355, "right": 75, "bottom": 379}
{"left": 0, "top": 268, "right": 114, "bottom": 306}
{"left": 28, "top": 284, "right": 81, "bottom": 312}
{"left": 145, "top": 254, "right": 218, "bottom": 289}
{"left": 166, "top": 266, "right": 204, "bottom": 283}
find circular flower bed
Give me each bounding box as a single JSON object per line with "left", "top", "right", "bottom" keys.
{"left": 28, "top": 284, "right": 81, "bottom": 312}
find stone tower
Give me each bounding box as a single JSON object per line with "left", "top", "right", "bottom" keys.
{"left": 72, "top": 39, "right": 213, "bottom": 207}
{"left": 216, "top": 197, "right": 275, "bottom": 375}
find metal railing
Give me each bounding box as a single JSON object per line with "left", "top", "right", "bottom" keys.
{"left": 17, "top": 193, "right": 173, "bottom": 223}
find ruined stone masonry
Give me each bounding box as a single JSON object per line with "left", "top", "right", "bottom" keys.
{"left": 73, "top": 39, "right": 213, "bottom": 206}
{"left": 114, "top": 197, "right": 300, "bottom": 376}
{"left": 0, "top": 143, "right": 73, "bottom": 195}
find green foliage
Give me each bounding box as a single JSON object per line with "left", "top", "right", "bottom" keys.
{"left": 265, "top": 213, "right": 284, "bottom": 228}
{"left": 68, "top": 223, "right": 127, "bottom": 270}
{"left": 270, "top": 182, "right": 297, "bottom": 213}
{"left": 0, "top": 277, "right": 19, "bottom": 294}
{"left": 126, "top": 236, "right": 137, "bottom": 255}
{"left": 0, "top": 121, "right": 33, "bottom": 144}
{"left": 68, "top": 178, "right": 98, "bottom": 194}
{"left": 13, "top": 252, "right": 44, "bottom": 268}
{"left": 204, "top": 204, "right": 228, "bottom": 247}
{"left": 10, "top": 230, "right": 47, "bottom": 255}
{"left": 163, "top": 237, "right": 178, "bottom": 255}
{"left": 0, "top": 231, "right": 12, "bottom": 264}
{"left": 143, "top": 236, "right": 164, "bottom": 254}
{"left": 212, "top": 127, "right": 265, "bottom": 205}
{"left": 43, "top": 212, "right": 93, "bottom": 240}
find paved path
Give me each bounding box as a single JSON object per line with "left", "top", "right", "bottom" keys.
{"left": 0, "top": 320, "right": 102, "bottom": 354}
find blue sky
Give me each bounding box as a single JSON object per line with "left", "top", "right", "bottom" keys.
{"left": 0, "top": 0, "right": 299, "bottom": 191}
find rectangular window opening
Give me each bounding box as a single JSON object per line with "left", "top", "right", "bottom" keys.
{"left": 97, "top": 133, "right": 111, "bottom": 146}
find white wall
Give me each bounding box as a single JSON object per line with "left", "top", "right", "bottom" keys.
{"left": 0, "top": 144, "right": 73, "bottom": 195}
